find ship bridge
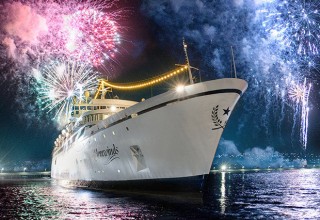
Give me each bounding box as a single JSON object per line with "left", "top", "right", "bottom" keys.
{"left": 71, "top": 98, "right": 137, "bottom": 125}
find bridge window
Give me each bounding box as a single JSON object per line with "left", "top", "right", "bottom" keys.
{"left": 101, "top": 106, "right": 106, "bottom": 109}
{"left": 87, "top": 106, "right": 92, "bottom": 110}
{"left": 80, "top": 106, "right": 86, "bottom": 110}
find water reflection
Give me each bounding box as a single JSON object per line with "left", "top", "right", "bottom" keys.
{"left": 220, "top": 172, "right": 226, "bottom": 214}
{"left": 274, "top": 169, "right": 320, "bottom": 219}
{"left": 0, "top": 179, "right": 202, "bottom": 219}
{"left": 201, "top": 169, "right": 320, "bottom": 219}
{"left": 1, "top": 170, "right": 320, "bottom": 219}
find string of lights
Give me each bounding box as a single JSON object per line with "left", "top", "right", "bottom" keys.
{"left": 99, "top": 65, "right": 188, "bottom": 91}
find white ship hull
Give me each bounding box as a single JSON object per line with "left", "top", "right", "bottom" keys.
{"left": 51, "top": 78, "right": 247, "bottom": 186}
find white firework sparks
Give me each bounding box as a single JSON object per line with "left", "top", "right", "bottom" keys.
{"left": 288, "top": 82, "right": 305, "bottom": 103}
{"left": 288, "top": 78, "right": 311, "bottom": 149}
{"left": 35, "top": 60, "right": 98, "bottom": 126}
{"left": 262, "top": 0, "right": 320, "bottom": 56}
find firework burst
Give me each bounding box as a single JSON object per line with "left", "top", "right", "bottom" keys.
{"left": 0, "top": 0, "right": 123, "bottom": 126}
{"left": 288, "top": 78, "right": 311, "bottom": 149}
{"left": 262, "top": 0, "right": 320, "bottom": 56}
{"left": 35, "top": 60, "right": 98, "bottom": 126}
{"left": 0, "top": 0, "right": 122, "bottom": 69}
{"left": 64, "top": 8, "right": 121, "bottom": 66}
{"left": 288, "top": 82, "right": 306, "bottom": 103}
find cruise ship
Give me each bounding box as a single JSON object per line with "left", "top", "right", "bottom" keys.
{"left": 51, "top": 45, "right": 248, "bottom": 191}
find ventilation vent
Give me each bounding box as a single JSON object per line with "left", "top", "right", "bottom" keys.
{"left": 130, "top": 145, "right": 147, "bottom": 172}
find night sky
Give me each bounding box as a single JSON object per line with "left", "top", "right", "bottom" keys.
{"left": 0, "top": 0, "right": 319, "bottom": 169}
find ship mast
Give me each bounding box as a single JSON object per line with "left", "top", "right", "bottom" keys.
{"left": 94, "top": 41, "right": 196, "bottom": 91}
{"left": 183, "top": 39, "right": 194, "bottom": 84}
{"left": 231, "top": 46, "right": 237, "bottom": 78}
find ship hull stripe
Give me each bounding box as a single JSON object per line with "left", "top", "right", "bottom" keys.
{"left": 58, "top": 174, "right": 206, "bottom": 192}
{"left": 106, "top": 88, "right": 242, "bottom": 129}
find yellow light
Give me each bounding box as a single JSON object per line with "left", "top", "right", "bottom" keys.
{"left": 98, "top": 65, "right": 188, "bottom": 91}
{"left": 110, "top": 105, "right": 117, "bottom": 112}
{"left": 176, "top": 85, "right": 185, "bottom": 93}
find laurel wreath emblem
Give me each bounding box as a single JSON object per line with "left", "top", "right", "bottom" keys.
{"left": 212, "top": 105, "right": 226, "bottom": 130}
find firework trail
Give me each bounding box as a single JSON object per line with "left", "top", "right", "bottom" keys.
{"left": 34, "top": 60, "right": 98, "bottom": 127}
{"left": 300, "top": 82, "right": 311, "bottom": 150}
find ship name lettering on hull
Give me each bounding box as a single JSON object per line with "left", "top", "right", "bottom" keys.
{"left": 94, "top": 145, "right": 119, "bottom": 165}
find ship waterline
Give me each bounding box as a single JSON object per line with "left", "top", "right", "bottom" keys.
{"left": 51, "top": 78, "right": 247, "bottom": 188}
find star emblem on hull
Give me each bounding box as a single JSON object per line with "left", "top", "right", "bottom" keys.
{"left": 223, "top": 107, "right": 230, "bottom": 115}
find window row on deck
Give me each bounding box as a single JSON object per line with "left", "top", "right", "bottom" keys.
{"left": 82, "top": 113, "right": 107, "bottom": 124}
{"left": 72, "top": 105, "right": 126, "bottom": 111}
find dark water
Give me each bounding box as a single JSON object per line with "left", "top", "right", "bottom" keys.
{"left": 1, "top": 169, "right": 320, "bottom": 219}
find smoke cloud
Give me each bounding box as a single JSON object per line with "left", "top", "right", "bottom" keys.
{"left": 0, "top": 2, "right": 48, "bottom": 63}
{"left": 3, "top": 2, "right": 48, "bottom": 43}
{"left": 215, "top": 139, "right": 307, "bottom": 169}
{"left": 2, "top": 37, "right": 16, "bottom": 59}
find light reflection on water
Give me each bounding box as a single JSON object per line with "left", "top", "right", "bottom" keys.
{"left": 220, "top": 172, "right": 226, "bottom": 214}
{"left": 203, "top": 169, "right": 320, "bottom": 219}
{"left": 1, "top": 169, "right": 320, "bottom": 219}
